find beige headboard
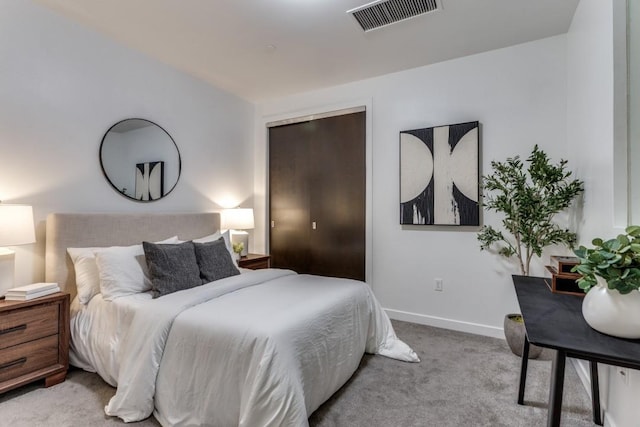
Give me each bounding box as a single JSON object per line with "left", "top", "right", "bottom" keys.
{"left": 45, "top": 212, "right": 220, "bottom": 300}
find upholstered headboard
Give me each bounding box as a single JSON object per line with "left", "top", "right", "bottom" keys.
{"left": 45, "top": 212, "right": 220, "bottom": 300}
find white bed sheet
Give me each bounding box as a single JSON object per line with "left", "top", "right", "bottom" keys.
{"left": 70, "top": 268, "right": 255, "bottom": 382}
{"left": 70, "top": 291, "right": 152, "bottom": 386}
{"left": 72, "top": 269, "right": 418, "bottom": 426}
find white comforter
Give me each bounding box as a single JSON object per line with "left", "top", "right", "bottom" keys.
{"left": 98, "top": 269, "right": 418, "bottom": 426}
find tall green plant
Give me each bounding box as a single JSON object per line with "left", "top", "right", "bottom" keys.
{"left": 477, "top": 145, "right": 584, "bottom": 276}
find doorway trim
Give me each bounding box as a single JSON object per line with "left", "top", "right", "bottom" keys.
{"left": 266, "top": 106, "right": 366, "bottom": 128}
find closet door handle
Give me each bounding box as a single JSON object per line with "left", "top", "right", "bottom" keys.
{"left": 271, "top": 221, "right": 275, "bottom": 228}
{"left": 312, "top": 222, "right": 317, "bottom": 230}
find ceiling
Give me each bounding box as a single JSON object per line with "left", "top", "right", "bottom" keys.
{"left": 33, "top": 0, "right": 580, "bottom": 102}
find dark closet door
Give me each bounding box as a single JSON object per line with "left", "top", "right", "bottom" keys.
{"left": 268, "top": 123, "right": 312, "bottom": 274}
{"left": 269, "top": 111, "right": 365, "bottom": 281}
{"left": 308, "top": 113, "right": 365, "bottom": 280}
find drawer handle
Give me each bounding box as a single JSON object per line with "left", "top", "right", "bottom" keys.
{"left": 0, "top": 357, "right": 27, "bottom": 371}
{"left": 0, "top": 324, "right": 27, "bottom": 336}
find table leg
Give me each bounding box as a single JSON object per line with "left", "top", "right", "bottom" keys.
{"left": 518, "top": 336, "right": 530, "bottom": 405}
{"left": 590, "top": 362, "right": 602, "bottom": 425}
{"left": 547, "top": 349, "right": 566, "bottom": 427}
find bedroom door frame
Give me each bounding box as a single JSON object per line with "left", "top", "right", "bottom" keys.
{"left": 255, "top": 98, "right": 373, "bottom": 285}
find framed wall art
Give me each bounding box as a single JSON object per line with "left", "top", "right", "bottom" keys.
{"left": 135, "top": 161, "right": 165, "bottom": 201}
{"left": 400, "top": 121, "right": 479, "bottom": 226}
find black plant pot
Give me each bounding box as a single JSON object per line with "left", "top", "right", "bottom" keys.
{"left": 503, "top": 314, "right": 543, "bottom": 359}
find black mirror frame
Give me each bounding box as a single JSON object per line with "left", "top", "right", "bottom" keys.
{"left": 99, "top": 118, "right": 182, "bottom": 202}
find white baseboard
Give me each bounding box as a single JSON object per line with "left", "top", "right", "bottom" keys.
{"left": 570, "top": 359, "right": 617, "bottom": 426}
{"left": 385, "top": 308, "right": 504, "bottom": 339}
{"left": 604, "top": 412, "right": 617, "bottom": 427}
{"left": 571, "top": 359, "right": 592, "bottom": 397}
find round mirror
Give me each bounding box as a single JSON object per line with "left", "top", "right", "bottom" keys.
{"left": 99, "top": 119, "right": 181, "bottom": 202}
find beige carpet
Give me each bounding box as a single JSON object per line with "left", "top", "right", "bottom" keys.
{"left": 0, "top": 321, "right": 595, "bottom": 426}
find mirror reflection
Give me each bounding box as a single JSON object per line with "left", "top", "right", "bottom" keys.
{"left": 100, "top": 119, "right": 181, "bottom": 202}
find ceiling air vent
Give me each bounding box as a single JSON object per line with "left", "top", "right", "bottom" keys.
{"left": 348, "top": 0, "right": 439, "bottom": 32}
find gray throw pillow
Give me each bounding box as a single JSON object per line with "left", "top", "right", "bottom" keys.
{"left": 143, "top": 241, "right": 202, "bottom": 298}
{"left": 194, "top": 238, "right": 240, "bottom": 283}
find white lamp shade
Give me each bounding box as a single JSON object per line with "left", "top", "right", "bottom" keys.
{"left": 0, "top": 205, "right": 36, "bottom": 246}
{"left": 221, "top": 208, "right": 255, "bottom": 230}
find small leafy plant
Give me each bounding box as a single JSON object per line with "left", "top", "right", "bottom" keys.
{"left": 572, "top": 226, "right": 640, "bottom": 294}
{"left": 232, "top": 242, "right": 244, "bottom": 255}
{"left": 477, "top": 145, "right": 584, "bottom": 276}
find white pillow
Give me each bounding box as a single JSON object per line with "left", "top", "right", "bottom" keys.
{"left": 69, "top": 236, "right": 178, "bottom": 303}
{"left": 67, "top": 246, "right": 102, "bottom": 305}
{"left": 192, "top": 230, "right": 235, "bottom": 260}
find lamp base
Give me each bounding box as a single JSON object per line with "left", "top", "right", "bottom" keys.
{"left": 0, "top": 248, "right": 16, "bottom": 297}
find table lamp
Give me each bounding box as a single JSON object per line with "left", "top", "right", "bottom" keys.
{"left": 221, "top": 208, "right": 254, "bottom": 257}
{"left": 0, "top": 204, "right": 36, "bottom": 297}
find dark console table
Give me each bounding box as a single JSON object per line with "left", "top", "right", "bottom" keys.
{"left": 512, "top": 275, "right": 640, "bottom": 427}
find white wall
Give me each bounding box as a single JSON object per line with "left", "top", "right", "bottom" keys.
{"left": 631, "top": 0, "right": 640, "bottom": 224}
{"left": 566, "top": 0, "right": 638, "bottom": 426}
{"left": 255, "top": 35, "right": 569, "bottom": 338}
{"left": 567, "top": 0, "right": 619, "bottom": 239}
{"left": 0, "top": 0, "right": 255, "bottom": 286}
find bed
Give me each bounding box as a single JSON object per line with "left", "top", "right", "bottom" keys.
{"left": 45, "top": 212, "right": 419, "bottom": 426}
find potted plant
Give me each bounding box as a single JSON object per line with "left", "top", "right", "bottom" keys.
{"left": 232, "top": 242, "right": 244, "bottom": 262}
{"left": 572, "top": 226, "right": 640, "bottom": 338}
{"left": 503, "top": 314, "right": 543, "bottom": 358}
{"left": 478, "top": 145, "right": 584, "bottom": 357}
{"left": 477, "top": 145, "right": 584, "bottom": 275}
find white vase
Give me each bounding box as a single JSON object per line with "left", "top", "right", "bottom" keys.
{"left": 582, "top": 275, "right": 640, "bottom": 339}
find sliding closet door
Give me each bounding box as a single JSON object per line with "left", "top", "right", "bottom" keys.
{"left": 308, "top": 112, "right": 365, "bottom": 280}
{"left": 268, "top": 122, "right": 312, "bottom": 274}
{"left": 268, "top": 110, "right": 365, "bottom": 281}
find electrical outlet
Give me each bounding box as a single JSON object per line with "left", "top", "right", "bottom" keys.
{"left": 434, "top": 278, "right": 443, "bottom": 292}
{"left": 619, "top": 367, "right": 629, "bottom": 385}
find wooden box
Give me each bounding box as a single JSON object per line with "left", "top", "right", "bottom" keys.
{"left": 544, "top": 265, "right": 584, "bottom": 297}
{"left": 550, "top": 255, "right": 580, "bottom": 274}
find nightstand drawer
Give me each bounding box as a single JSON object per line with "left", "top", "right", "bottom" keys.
{"left": 238, "top": 254, "right": 270, "bottom": 270}
{"left": 240, "top": 259, "right": 268, "bottom": 269}
{"left": 0, "top": 305, "right": 59, "bottom": 350}
{"left": 0, "top": 335, "right": 58, "bottom": 383}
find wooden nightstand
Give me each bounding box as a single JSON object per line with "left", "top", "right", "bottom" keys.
{"left": 0, "top": 292, "right": 69, "bottom": 394}
{"left": 238, "top": 254, "right": 271, "bottom": 270}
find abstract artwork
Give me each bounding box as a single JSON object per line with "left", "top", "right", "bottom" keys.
{"left": 400, "top": 121, "right": 479, "bottom": 226}
{"left": 135, "top": 161, "right": 164, "bottom": 201}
